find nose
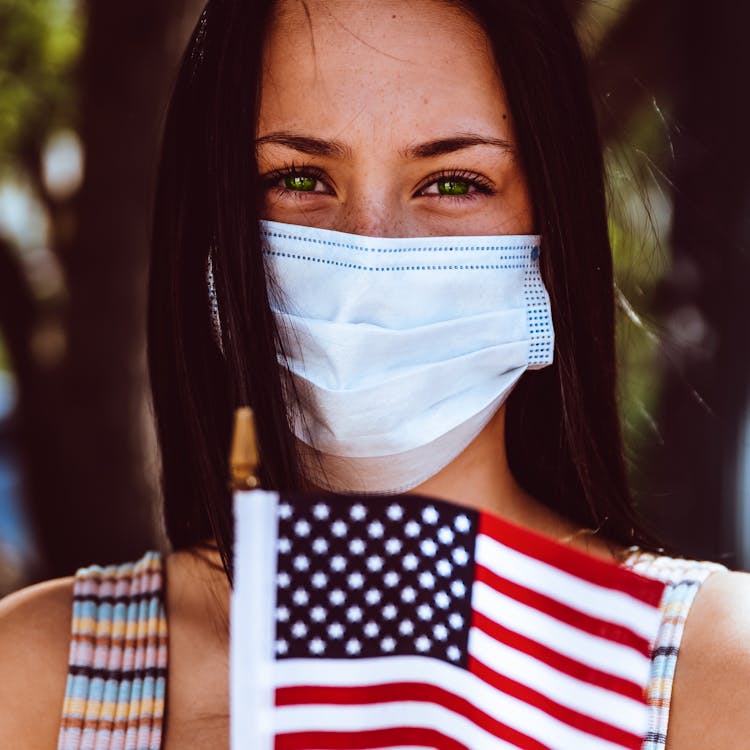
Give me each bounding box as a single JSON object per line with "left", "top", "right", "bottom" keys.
{"left": 333, "top": 190, "right": 411, "bottom": 238}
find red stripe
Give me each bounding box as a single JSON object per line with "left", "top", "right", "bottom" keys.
{"left": 276, "top": 682, "right": 551, "bottom": 749}
{"left": 477, "top": 513, "right": 666, "bottom": 607}
{"left": 275, "top": 726, "right": 467, "bottom": 750}
{"left": 468, "top": 655, "right": 644, "bottom": 749}
{"left": 472, "top": 611, "right": 645, "bottom": 702}
{"left": 475, "top": 563, "right": 651, "bottom": 656}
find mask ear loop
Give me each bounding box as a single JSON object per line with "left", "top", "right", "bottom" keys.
{"left": 206, "top": 248, "right": 225, "bottom": 356}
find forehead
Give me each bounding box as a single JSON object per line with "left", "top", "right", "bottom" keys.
{"left": 259, "top": 0, "right": 510, "bottom": 143}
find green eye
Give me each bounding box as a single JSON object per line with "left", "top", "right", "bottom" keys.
{"left": 284, "top": 174, "right": 317, "bottom": 191}
{"left": 436, "top": 179, "right": 470, "bottom": 196}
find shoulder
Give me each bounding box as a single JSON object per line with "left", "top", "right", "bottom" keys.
{"left": 0, "top": 575, "right": 75, "bottom": 749}
{"left": 666, "top": 568, "right": 750, "bottom": 750}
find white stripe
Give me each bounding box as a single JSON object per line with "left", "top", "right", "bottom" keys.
{"left": 275, "top": 657, "right": 639, "bottom": 750}
{"left": 476, "top": 533, "right": 663, "bottom": 643}
{"left": 472, "top": 580, "right": 652, "bottom": 686}
{"left": 468, "top": 627, "right": 647, "bottom": 734}
{"left": 231, "top": 489, "right": 279, "bottom": 750}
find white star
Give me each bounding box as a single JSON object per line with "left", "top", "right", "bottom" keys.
{"left": 366, "top": 555, "right": 384, "bottom": 572}
{"left": 277, "top": 571, "right": 291, "bottom": 588}
{"left": 383, "top": 571, "right": 400, "bottom": 588}
{"left": 367, "top": 520, "right": 384, "bottom": 538}
{"left": 364, "top": 588, "right": 382, "bottom": 605}
{"left": 293, "top": 554, "right": 309, "bottom": 571}
{"left": 275, "top": 605, "right": 290, "bottom": 622}
{"left": 278, "top": 502, "right": 293, "bottom": 519}
{"left": 417, "top": 603, "right": 433, "bottom": 621}
{"left": 402, "top": 553, "right": 419, "bottom": 571}
{"left": 437, "top": 526, "right": 454, "bottom": 545}
{"left": 345, "top": 638, "right": 362, "bottom": 655}
{"left": 418, "top": 571, "right": 435, "bottom": 589}
{"left": 422, "top": 506, "right": 439, "bottom": 524}
{"left": 312, "top": 537, "right": 329, "bottom": 554}
{"left": 452, "top": 547, "right": 469, "bottom": 566}
{"left": 450, "top": 580, "right": 466, "bottom": 598}
{"left": 435, "top": 559, "right": 453, "bottom": 577}
{"left": 399, "top": 619, "right": 415, "bottom": 636}
{"left": 310, "top": 605, "right": 327, "bottom": 623}
{"left": 380, "top": 636, "right": 396, "bottom": 653}
{"left": 420, "top": 539, "right": 438, "bottom": 557}
{"left": 363, "top": 621, "right": 380, "bottom": 638}
{"left": 312, "top": 503, "right": 330, "bottom": 520}
{"left": 331, "top": 520, "right": 348, "bottom": 537}
{"left": 327, "top": 622, "right": 345, "bottom": 639}
{"left": 275, "top": 639, "right": 289, "bottom": 655}
{"left": 386, "top": 503, "right": 404, "bottom": 521}
{"left": 292, "top": 588, "right": 309, "bottom": 606}
{"left": 384, "top": 538, "right": 402, "bottom": 555}
{"left": 347, "top": 571, "right": 364, "bottom": 589}
{"left": 448, "top": 612, "right": 464, "bottom": 630}
{"left": 434, "top": 591, "right": 450, "bottom": 609}
{"left": 346, "top": 605, "right": 363, "bottom": 622}
{"left": 291, "top": 621, "right": 308, "bottom": 638}
{"left": 329, "top": 589, "right": 346, "bottom": 606}
{"left": 311, "top": 571, "right": 328, "bottom": 589}
{"left": 447, "top": 645, "right": 461, "bottom": 662}
{"left": 330, "top": 555, "right": 347, "bottom": 572}
{"left": 309, "top": 637, "right": 326, "bottom": 655}
{"left": 382, "top": 603, "right": 398, "bottom": 620}
{"left": 401, "top": 586, "right": 417, "bottom": 603}
{"left": 348, "top": 538, "right": 366, "bottom": 555}
{"left": 294, "top": 519, "right": 311, "bottom": 537}
{"left": 350, "top": 503, "right": 367, "bottom": 521}
{"left": 277, "top": 537, "right": 292, "bottom": 554}
{"left": 415, "top": 635, "right": 432, "bottom": 653}
{"left": 454, "top": 514, "right": 470, "bottom": 533}
{"left": 404, "top": 520, "right": 421, "bottom": 538}
{"left": 433, "top": 624, "right": 449, "bottom": 641}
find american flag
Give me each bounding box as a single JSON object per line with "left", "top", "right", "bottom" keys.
{"left": 231, "top": 490, "right": 666, "bottom": 750}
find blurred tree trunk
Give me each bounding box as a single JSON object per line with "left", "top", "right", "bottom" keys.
{"left": 647, "top": 0, "right": 750, "bottom": 566}
{"left": 23, "top": 0, "right": 205, "bottom": 580}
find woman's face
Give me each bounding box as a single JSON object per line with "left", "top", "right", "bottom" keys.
{"left": 257, "top": 0, "right": 533, "bottom": 238}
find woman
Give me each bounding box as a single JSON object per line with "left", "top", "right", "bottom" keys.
{"left": 1, "top": 1, "right": 749, "bottom": 748}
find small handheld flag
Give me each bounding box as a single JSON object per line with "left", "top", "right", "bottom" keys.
{"left": 229, "top": 408, "right": 667, "bottom": 750}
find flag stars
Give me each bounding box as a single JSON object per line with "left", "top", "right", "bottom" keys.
{"left": 386, "top": 504, "right": 403, "bottom": 521}
{"left": 327, "top": 622, "right": 345, "bottom": 639}
{"left": 346, "top": 605, "right": 363, "bottom": 623}
{"left": 346, "top": 638, "right": 362, "bottom": 655}
{"left": 380, "top": 636, "right": 396, "bottom": 653}
{"left": 382, "top": 604, "right": 398, "bottom": 620}
{"left": 278, "top": 502, "right": 293, "bottom": 519}
{"left": 433, "top": 623, "right": 449, "bottom": 641}
{"left": 447, "top": 645, "right": 461, "bottom": 662}
{"left": 450, "top": 580, "right": 466, "bottom": 598}
{"left": 312, "top": 502, "right": 330, "bottom": 520}
{"left": 401, "top": 586, "right": 417, "bottom": 603}
{"left": 383, "top": 571, "right": 400, "bottom": 587}
{"left": 420, "top": 539, "right": 438, "bottom": 557}
{"left": 452, "top": 547, "right": 469, "bottom": 566}
{"left": 454, "top": 514, "right": 471, "bottom": 533}
{"left": 405, "top": 520, "right": 421, "bottom": 538}
{"left": 312, "top": 537, "right": 329, "bottom": 555}
{"left": 434, "top": 591, "right": 450, "bottom": 609}
{"left": 418, "top": 571, "right": 435, "bottom": 590}
{"left": 384, "top": 538, "right": 402, "bottom": 555}
{"left": 277, "top": 571, "right": 291, "bottom": 588}
{"left": 403, "top": 553, "right": 419, "bottom": 571}
{"left": 366, "top": 555, "right": 384, "bottom": 572}
{"left": 309, "top": 637, "right": 326, "bottom": 655}
{"left": 367, "top": 520, "right": 385, "bottom": 538}
{"left": 276, "top": 605, "right": 290, "bottom": 622}
{"left": 331, "top": 520, "right": 348, "bottom": 537}
{"left": 294, "top": 519, "right": 311, "bottom": 537}
{"left": 310, "top": 605, "right": 327, "bottom": 623}
{"left": 278, "top": 537, "right": 292, "bottom": 554}
{"left": 349, "top": 538, "right": 366, "bottom": 555}
{"left": 363, "top": 621, "right": 380, "bottom": 638}
{"left": 422, "top": 506, "right": 439, "bottom": 525}
{"left": 350, "top": 503, "right": 367, "bottom": 521}
{"left": 399, "top": 619, "right": 415, "bottom": 636}
{"left": 330, "top": 555, "right": 347, "bottom": 572}
{"left": 365, "top": 588, "right": 382, "bottom": 605}
{"left": 435, "top": 559, "right": 453, "bottom": 577}
{"left": 347, "top": 571, "right": 365, "bottom": 589}
{"left": 448, "top": 613, "right": 464, "bottom": 630}
{"left": 437, "top": 526, "right": 454, "bottom": 545}
{"left": 415, "top": 635, "right": 432, "bottom": 652}
{"left": 275, "top": 639, "right": 289, "bottom": 655}
{"left": 311, "top": 571, "right": 328, "bottom": 589}
{"left": 292, "top": 588, "right": 309, "bottom": 606}
{"left": 417, "top": 603, "right": 434, "bottom": 621}
{"left": 291, "top": 621, "right": 308, "bottom": 639}
{"left": 293, "top": 554, "right": 310, "bottom": 571}
{"left": 329, "top": 589, "right": 346, "bottom": 606}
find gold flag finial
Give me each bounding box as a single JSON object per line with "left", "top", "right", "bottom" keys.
{"left": 229, "top": 406, "right": 261, "bottom": 490}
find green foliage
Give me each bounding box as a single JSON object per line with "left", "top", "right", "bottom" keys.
{"left": 0, "top": 0, "right": 83, "bottom": 169}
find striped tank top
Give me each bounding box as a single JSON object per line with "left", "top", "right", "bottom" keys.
{"left": 56, "top": 547, "right": 728, "bottom": 750}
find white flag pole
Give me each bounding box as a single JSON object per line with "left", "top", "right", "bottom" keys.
{"left": 229, "top": 408, "right": 278, "bottom": 750}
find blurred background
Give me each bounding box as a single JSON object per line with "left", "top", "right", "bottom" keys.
{"left": 0, "top": 0, "right": 748, "bottom": 595}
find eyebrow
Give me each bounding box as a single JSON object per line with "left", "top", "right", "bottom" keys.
{"left": 255, "top": 131, "right": 512, "bottom": 160}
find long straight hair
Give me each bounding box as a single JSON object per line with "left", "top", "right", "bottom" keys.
{"left": 148, "top": 0, "right": 668, "bottom": 583}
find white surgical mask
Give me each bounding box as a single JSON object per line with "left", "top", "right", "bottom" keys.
{"left": 207, "top": 220, "right": 554, "bottom": 494}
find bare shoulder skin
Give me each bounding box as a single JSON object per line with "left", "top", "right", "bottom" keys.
{"left": 664, "top": 568, "right": 750, "bottom": 750}
{"left": 0, "top": 576, "right": 74, "bottom": 749}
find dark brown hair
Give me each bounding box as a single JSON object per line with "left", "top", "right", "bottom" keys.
{"left": 148, "top": 0, "right": 667, "bottom": 583}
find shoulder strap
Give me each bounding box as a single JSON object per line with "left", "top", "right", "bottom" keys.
{"left": 624, "top": 551, "right": 729, "bottom": 750}
{"left": 57, "top": 550, "right": 168, "bottom": 750}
